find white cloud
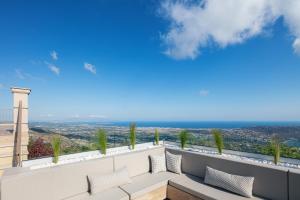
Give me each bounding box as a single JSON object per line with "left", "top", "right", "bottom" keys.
{"left": 88, "top": 114, "right": 106, "bottom": 119}
{"left": 84, "top": 63, "right": 97, "bottom": 74}
{"left": 50, "top": 50, "right": 58, "bottom": 60}
{"left": 40, "top": 114, "right": 54, "bottom": 118}
{"left": 199, "top": 89, "right": 209, "bottom": 96}
{"left": 0, "top": 83, "right": 4, "bottom": 89}
{"left": 49, "top": 65, "right": 60, "bottom": 75}
{"left": 293, "top": 38, "right": 300, "bottom": 55}
{"left": 45, "top": 62, "right": 60, "bottom": 75}
{"left": 15, "top": 69, "right": 44, "bottom": 80}
{"left": 160, "top": 0, "right": 300, "bottom": 59}
{"left": 15, "top": 69, "right": 25, "bottom": 79}
{"left": 71, "top": 114, "right": 80, "bottom": 118}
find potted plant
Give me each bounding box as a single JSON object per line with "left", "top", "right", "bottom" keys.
{"left": 129, "top": 123, "right": 136, "bottom": 150}
{"left": 179, "top": 130, "right": 189, "bottom": 149}
{"left": 212, "top": 129, "right": 223, "bottom": 154}
{"left": 271, "top": 136, "right": 281, "bottom": 165}
{"left": 96, "top": 129, "right": 107, "bottom": 155}
{"left": 154, "top": 129, "right": 159, "bottom": 145}
{"left": 51, "top": 135, "right": 61, "bottom": 164}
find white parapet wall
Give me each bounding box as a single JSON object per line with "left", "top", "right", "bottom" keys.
{"left": 20, "top": 140, "right": 300, "bottom": 171}
{"left": 22, "top": 141, "right": 164, "bottom": 170}
{"left": 164, "top": 141, "right": 300, "bottom": 169}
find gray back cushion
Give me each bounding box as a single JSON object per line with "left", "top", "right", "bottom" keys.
{"left": 1, "top": 157, "right": 114, "bottom": 200}
{"left": 166, "top": 148, "right": 288, "bottom": 200}
{"left": 289, "top": 169, "right": 300, "bottom": 200}
{"left": 114, "top": 147, "right": 165, "bottom": 177}
{"left": 1, "top": 167, "right": 55, "bottom": 200}
{"left": 51, "top": 157, "right": 114, "bottom": 199}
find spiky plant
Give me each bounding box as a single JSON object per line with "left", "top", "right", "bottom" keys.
{"left": 179, "top": 130, "right": 189, "bottom": 149}
{"left": 154, "top": 129, "right": 159, "bottom": 145}
{"left": 212, "top": 129, "right": 223, "bottom": 154}
{"left": 129, "top": 123, "right": 136, "bottom": 150}
{"left": 96, "top": 129, "right": 107, "bottom": 155}
{"left": 271, "top": 136, "right": 281, "bottom": 165}
{"left": 51, "top": 135, "right": 61, "bottom": 164}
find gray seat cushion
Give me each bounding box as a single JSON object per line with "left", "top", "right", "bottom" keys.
{"left": 120, "top": 171, "right": 178, "bottom": 199}
{"left": 90, "top": 187, "right": 129, "bottom": 200}
{"left": 65, "top": 187, "right": 129, "bottom": 200}
{"left": 169, "top": 174, "right": 265, "bottom": 200}
{"left": 166, "top": 148, "right": 288, "bottom": 200}
{"left": 65, "top": 188, "right": 129, "bottom": 200}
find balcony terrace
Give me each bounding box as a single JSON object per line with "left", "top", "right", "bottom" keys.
{"left": 1, "top": 87, "right": 300, "bottom": 200}
{"left": 1, "top": 141, "right": 300, "bottom": 200}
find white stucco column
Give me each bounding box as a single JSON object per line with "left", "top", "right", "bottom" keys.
{"left": 11, "top": 87, "right": 31, "bottom": 161}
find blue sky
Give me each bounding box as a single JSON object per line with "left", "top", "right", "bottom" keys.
{"left": 0, "top": 0, "right": 300, "bottom": 121}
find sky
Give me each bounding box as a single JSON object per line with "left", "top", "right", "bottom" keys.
{"left": 0, "top": 0, "right": 300, "bottom": 121}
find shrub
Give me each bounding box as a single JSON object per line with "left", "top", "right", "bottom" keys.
{"left": 271, "top": 136, "right": 281, "bottom": 165}
{"left": 179, "top": 130, "right": 189, "bottom": 149}
{"left": 154, "top": 129, "right": 159, "bottom": 145}
{"left": 212, "top": 129, "right": 224, "bottom": 154}
{"left": 51, "top": 135, "right": 61, "bottom": 164}
{"left": 96, "top": 129, "right": 107, "bottom": 155}
{"left": 129, "top": 123, "right": 136, "bottom": 149}
{"left": 28, "top": 137, "right": 53, "bottom": 159}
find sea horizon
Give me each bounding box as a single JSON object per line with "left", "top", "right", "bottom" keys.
{"left": 29, "top": 120, "right": 300, "bottom": 129}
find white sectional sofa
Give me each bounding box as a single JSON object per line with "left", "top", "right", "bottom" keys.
{"left": 1, "top": 146, "right": 299, "bottom": 200}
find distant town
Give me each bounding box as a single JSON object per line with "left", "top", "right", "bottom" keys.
{"left": 29, "top": 122, "right": 300, "bottom": 159}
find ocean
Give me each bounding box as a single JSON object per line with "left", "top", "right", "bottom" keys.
{"left": 107, "top": 121, "right": 300, "bottom": 129}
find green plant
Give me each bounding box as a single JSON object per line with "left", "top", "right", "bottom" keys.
{"left": 96, "top": 129, "right": 107, "bottom": 155}
{"left": 51, "top": 135, "right": 61, "bottom": 164}
{"left": 129, "top": 123, "right": 136, "bottom": 149}
{"left": 271, "top": 136, "right": 281, "bottom": 165}
{"left": 179, "top": 130, "right": 189, "bottom": 149}
{"left": 154, "top": 129, "right": 159, "bottom": 145}
{"left": 212, "top": 129, "right": 223, "bottom": 154}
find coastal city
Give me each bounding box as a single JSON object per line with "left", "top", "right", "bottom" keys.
{"left": 29, "top": 122, "right": 300, "bottom": 159}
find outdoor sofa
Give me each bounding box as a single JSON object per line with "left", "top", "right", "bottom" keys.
{"left": 1, "top": 146, "right": 300, "bottom": 200}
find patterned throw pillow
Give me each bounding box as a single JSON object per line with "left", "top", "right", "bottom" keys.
{"left": 204, "top": 166, "right": 254, "bottom": 198}
{"left": 88, "top": 167, "right": 132, "bottom": 194}
{"left": 166, "top": 151, "right": 182, "bottom": 174}
{"left": 150, "top": 154, "right": 167, "bottom": 173}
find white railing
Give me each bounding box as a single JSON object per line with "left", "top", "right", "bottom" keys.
{"left": 0, "top": 109, "right": 13, "bottom": 124}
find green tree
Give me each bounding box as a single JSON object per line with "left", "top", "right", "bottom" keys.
{"left": 154, "top": 129, "right": 159, "bottom": 145}
{"left": 179, "top": 130, "right": 189, "bottom": 149}
{"left": 96, "top": 129, "right": 107, "bottom": 155}
{"left": 212, "top": 129, "right": 224, "bottom": 154}
{"left": 271, "top": 136, "right": 281, "bottom": 165}
{"left": 130, "top": 123, "right": 136, "bottom": 149}
{"left": 51, "top": 135, "right": 61, "bottom": 164}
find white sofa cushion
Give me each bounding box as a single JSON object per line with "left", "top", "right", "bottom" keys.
{"left": 88, "top": 167, "right": 131, "bottom": 194}
{"left": 150, "top": 154, "right": 166, "bottom": 173}
{"left": 114, "top": 147, "right": 165, "bottom": 177}
{"left": 204, "top": 166, "right": 254, "bottom": 198}
{"left": 166, "top": 151, "right": 182, "bottom": 174}
{"left": 120, "top": 171, "right": 178, "bottom": 199}
{"left": 169, "top": 174, "right": 263, "bottom": 200}
{"left": 90, "top": 187, "right": 129, "bottom": 200}
{"left": 65, "top": 187, "right": 129, "bottom": 200}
